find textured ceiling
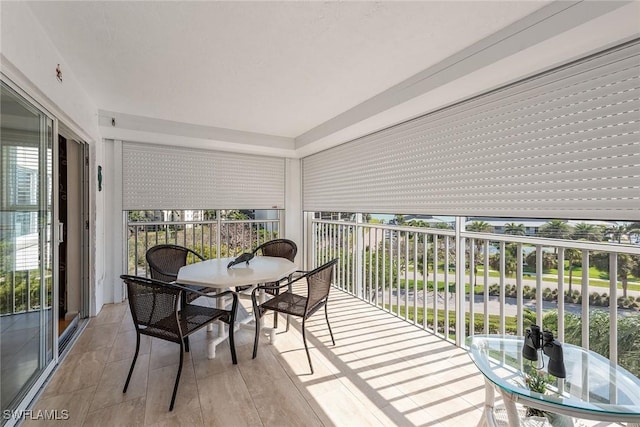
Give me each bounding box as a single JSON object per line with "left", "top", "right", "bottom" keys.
{"left": 26, "top": 1, "right": 549, "bottom": 139}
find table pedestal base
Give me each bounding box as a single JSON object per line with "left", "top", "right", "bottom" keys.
{"left": 205, "top": 289, "right": 277, "bottom": 359}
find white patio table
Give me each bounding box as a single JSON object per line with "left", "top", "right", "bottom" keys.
{"left": 177, "top": 255, "right": 297, "bottom": 359}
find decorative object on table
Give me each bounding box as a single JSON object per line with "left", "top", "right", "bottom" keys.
{"left": 522, "top": 326, "right": 574, "bottom": 426}
{"left": 236, "top": 239, "right": 298, "bottom": 329}
{"left": 522, "top": 366, "right": 575, "bottom": 426}
{"left": 523, "top": 366, "right": 551, "bottom": 417}
{"left": 522, "top": 324, "right": 566, "bottom": 378}
{"left": 227, "top": 252, "right": 254, "bottom": 268}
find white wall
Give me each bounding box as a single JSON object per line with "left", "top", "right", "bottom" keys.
{"left": 284, "top": 158, "right": 303, "bottom": 266}
{"left": 1, "top": 2, "right": 106, "bottom": 315}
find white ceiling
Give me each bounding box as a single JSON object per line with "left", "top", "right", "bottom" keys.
{"left": 24, "top": 1, "right": 638, "bottom": 156}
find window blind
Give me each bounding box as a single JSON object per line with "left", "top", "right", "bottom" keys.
{"left": 122, "top": 142, "right": 285, "bottom": 210}
{"left": 302, "top": 40, "right": 640, "bottom": 221}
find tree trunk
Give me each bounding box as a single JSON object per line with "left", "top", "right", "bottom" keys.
{"left": 568, "top": 263, "right": 573, "bottom": 295}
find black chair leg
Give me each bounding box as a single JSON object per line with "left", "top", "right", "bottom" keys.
{"left": 324, "top": 303, "right": 335, "bottom": 345}
{"left": 228, "top": 298, "right": 238, "bottom": 364}
{"left": 272, "top": 288, "right": 279, "bottom": 329}
{"left": 170, "top": 343, "right": 184, "bottom": 411}
{"left": 302, "top": 318, "right": 313, "bottom": 374}
{"left": 123, "top": 332, "right": 141, "bottom": 393}
{"left": 183, "top": 336, "right": 190, "bottom": 352}
{"left": 252, "top": 303, "right": 262, "bottom": 359}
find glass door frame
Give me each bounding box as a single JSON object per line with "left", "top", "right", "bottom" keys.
{"left": 1, "top": 74, "right": 59, "bottom": 426}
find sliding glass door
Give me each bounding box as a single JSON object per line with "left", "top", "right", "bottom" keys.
{"left": 1, "top": 81, "right": 55, "bottom": 421}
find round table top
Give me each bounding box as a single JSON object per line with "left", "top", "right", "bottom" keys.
{"left": 176, "top": 255, "right": 297, "bottom": 289}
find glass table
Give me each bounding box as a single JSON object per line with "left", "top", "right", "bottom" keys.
{"left": 467, "top": 335, "right": 640, "bottom": 427}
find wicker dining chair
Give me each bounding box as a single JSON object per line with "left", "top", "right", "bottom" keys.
{"left": 235, "top": 239, "right": 298, "bottom": 327}
{"left": 146, "top": 244, "right": 210, "bottom": 303}
{"left": 120, "top": 275, "right": 238, "bottom": 411}
{"left": 251, "top": 258, "right": 338, "bottom": 374}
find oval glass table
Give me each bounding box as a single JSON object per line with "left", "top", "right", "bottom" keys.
{"left": 467, "top": 335, "right": 640, "bottom": 427}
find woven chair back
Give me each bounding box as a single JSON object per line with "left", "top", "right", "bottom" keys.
{"left": 305, "top": 259, "right": 337, "bottom": 311}
{"left": 254, "top": 239, "right": 297, "bottom": 262}
{"left": 123, "top": 276, "right": 182, "bottom": 343}
{"left": 146, "top": 244, "right": 204, "bottom": 282}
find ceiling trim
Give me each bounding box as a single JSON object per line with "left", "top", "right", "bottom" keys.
{"left": 99, "top": 110, "right": 296, "bottom": 157}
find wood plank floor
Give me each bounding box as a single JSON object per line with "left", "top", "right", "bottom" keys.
{"left": 22, "top": 288, "right": 613, "bottom": 426}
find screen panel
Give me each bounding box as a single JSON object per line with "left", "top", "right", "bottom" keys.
{"left": 303, "top": 40, "right": 640, "bottom": 220}
{"left": 122, "top": 143, "right": 285, "bottom": 210}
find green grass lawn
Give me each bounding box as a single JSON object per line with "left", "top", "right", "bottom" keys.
{"left": 376, "top": 273, "right": 640, "bottom": 294}
{"left": 475, "top": 267, "right": 640, "bottom": 292}
{"left": 393, "top": 304, "right": 522, "bottom": 335}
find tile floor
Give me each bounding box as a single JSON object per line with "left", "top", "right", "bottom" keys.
{"left": 21, "top": 288, "right": 618, "bottom": 426}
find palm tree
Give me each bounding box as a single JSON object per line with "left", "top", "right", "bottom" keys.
{"left": 591, "top": 253, "right": 640, "bottom": 299}
{"left": 433, "top": 222, "right": 453, "bottom": 230}
{"left": 565, "top": 223, "right": 603, "bottom": 293}
{"left": 466, "top": 221, "right": 493, "bottom": 284}
{"left": 504, "top": 222, "right": 526, "bottom": 236}
{"left": 572, "top": 222, "right": 603, "bottom": 242}
{"left": 467, "top": 221, "right": 493, "bottom": 233}
{"left": 538, "top": 220, "right": 572, "bottom": 239}
{"left": 616, "top": 254, "right": 640, "bottom": 299}
{"left": 605, "top": 223, "right": 627, "bottom": 243}
{"left": 626, "top": 222, "right": 640, "bottom": 244}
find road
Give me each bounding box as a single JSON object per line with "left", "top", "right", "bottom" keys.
{"left": 375, "top": 290, "right": 639, "bottom": 319}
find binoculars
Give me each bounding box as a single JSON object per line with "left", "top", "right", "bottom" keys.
{"left": 522, "top": 324, "right": 566, "bottom": 378}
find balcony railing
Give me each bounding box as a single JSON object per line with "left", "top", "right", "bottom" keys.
{"left": 310, "top": 217, "right": 640, "bottom": 379}
{"left": 124, "top": 212, "right": 640, "bottom": 378}
{"left": 126, "top": 216, "right": 281, "bottom": 277}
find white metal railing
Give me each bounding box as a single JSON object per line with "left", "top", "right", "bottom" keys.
{"left": 126, "top": 216, "right": 280, "bottom": 277}
{"left": 310, "top": 217, "right": 640, "bottom": 378}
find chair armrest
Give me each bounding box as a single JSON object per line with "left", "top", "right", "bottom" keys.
{"left": 250, "top": 281, "right": 290, "bottom": 299}
{"left": 289, "top": 270, "right": 307, "bottom": 280}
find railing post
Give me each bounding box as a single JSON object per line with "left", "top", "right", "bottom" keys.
{"left": 516, "top": 243, "right": 523, "bottom": 337}
{"left": 535, "top": 245, "right": 543, "bottom": 325}
{"left": 216, "top": 210, "right": 221, "bottom": 257}
{"left": 455, "top": 217, "right": 466, "bottom": 346}
{"left": 609, "top": 253, "right": 618, "bottom": 363}
{"left": 557, "top": 248, "right": 565, "bottom": 343}
{"left": 355, "top": 213, "right": 364, "bottom": 299}
{"left": 581, "top": 249, "right": 590, "bottom": 351}
{"left": 305, "top": 212, "right": 315, "bottom": 271}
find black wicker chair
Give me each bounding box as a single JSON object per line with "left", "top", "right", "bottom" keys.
{"left": 146, "top": 244, "right": 210, "bottom": 303}
{"left": 251, "top": 258, "right": 337, "bottom": 374}
{"left": 120, "top": 275, "right": 237, "bottom": 411}
{"left": 236, "top": 239, "right": 298, "bottom": 328}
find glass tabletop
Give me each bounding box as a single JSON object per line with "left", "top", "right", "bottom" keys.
{"left": 467, "top": 335, "right": 640, "bottom": 419}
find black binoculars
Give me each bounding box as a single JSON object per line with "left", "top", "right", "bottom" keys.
{"left": 522, "top": 324, "right": 566, "bottom": 378}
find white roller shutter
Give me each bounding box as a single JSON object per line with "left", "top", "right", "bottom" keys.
{"left": 122, "top": 142, "right": 285, "bottom": 210}
{"left": 303, "top": 40, "right": 640, "bottom": 221}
